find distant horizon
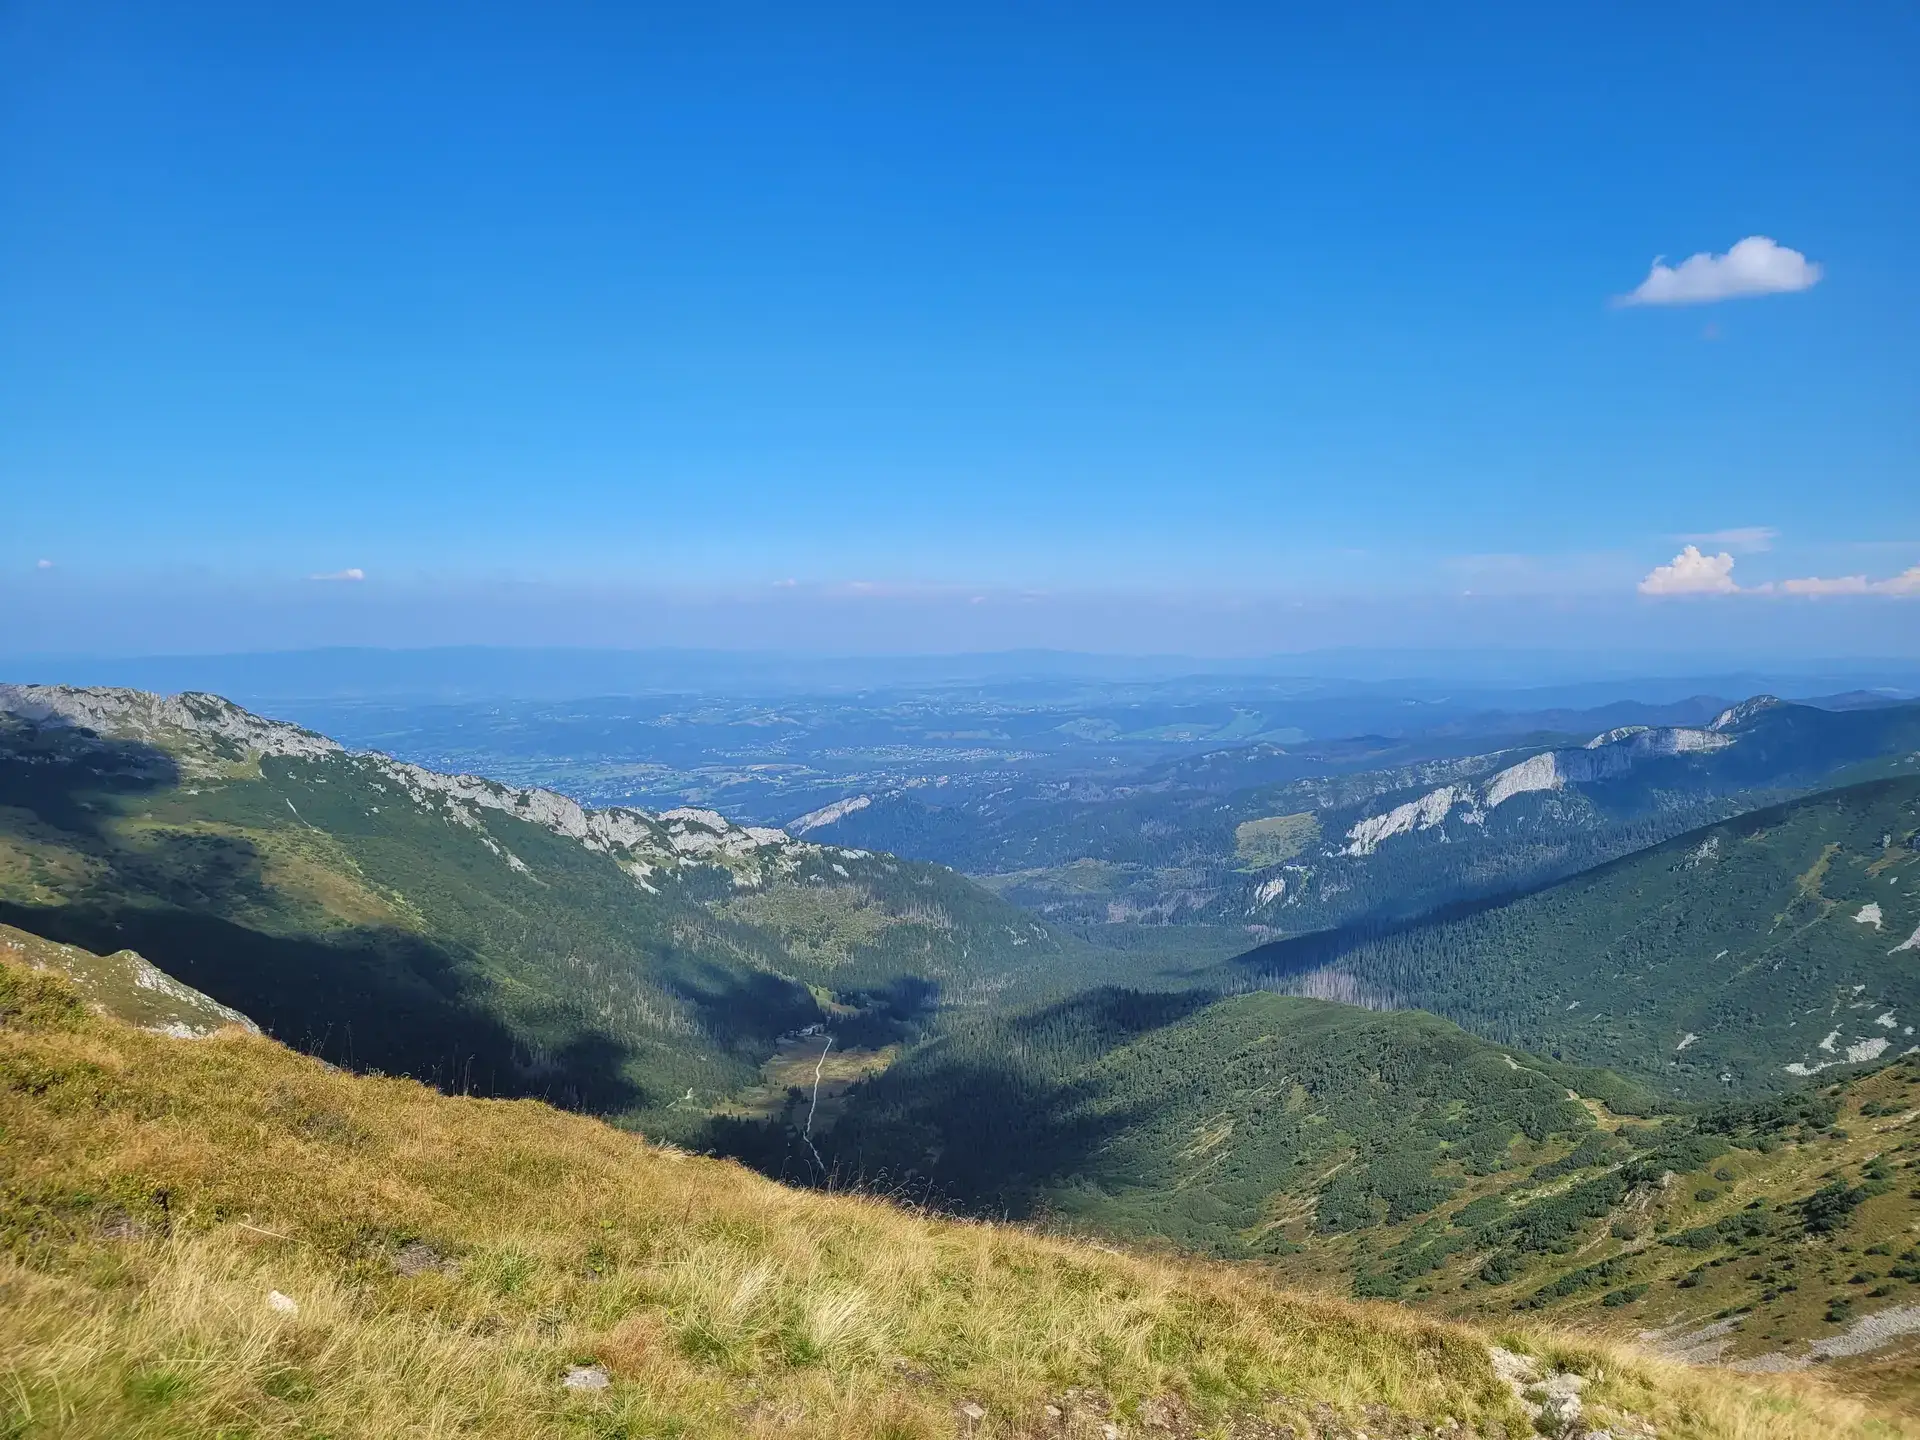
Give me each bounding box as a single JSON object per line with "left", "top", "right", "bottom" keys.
{"left": 15, "top": 638, "right": 1920, "bottom": 669}
{"left": 9, "top": 573, "right": 1920, "bottom": 663}
{"left": 8, "top": 641, "right": 1919, "bottom": 705}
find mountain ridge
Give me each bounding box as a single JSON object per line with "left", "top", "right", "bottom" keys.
{"left": 1, "top": 683, "right": 837, "bottom": 889}
{"left": 799, "top": 695, "right": 1920, "bottom": 942}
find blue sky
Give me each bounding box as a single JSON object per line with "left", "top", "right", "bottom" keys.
{"left": 3, "top": 1, "right": 1916, "bottom": 655}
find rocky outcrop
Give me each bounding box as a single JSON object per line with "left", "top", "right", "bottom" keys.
{"left": 0, "top": 684, "right": 340, "bottom": 768}
{"left": 788, "top": 794, "right": 874, "bottom": 834}
{"left": 1711, "top": 695, "right": 1783, "bottom": 731}
{"left": 1342, "top": 785, "right": 1470, "bottom": 856}
{"left": 1343, "top": 722, "right": 1737, "bottom": 856}
{"left": 1, "top": 923, "right": 258, "bottom": 1038}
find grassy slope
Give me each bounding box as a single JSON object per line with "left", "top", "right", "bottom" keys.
{"left": 780, "top": 984, "right": 1920, "bottom": 1402}
{"left": 1233, "top": 777, "right": 1920, "bottom": 1097}
{"left": 1260, "top": 1056, "right": 1920, "bottom": 1403}
{"left": 78, "top": 825, "right": 1905, "bottom": 1412}
{"left": 0, "top": 950, "right": 1898, "bottom": 1440}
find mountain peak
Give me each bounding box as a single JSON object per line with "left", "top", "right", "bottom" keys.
{"left": 1711, "top": 694, "right": 1786, "bottom": 731}
{"left": 0, "top": 683, "right": 341, "bottom": 767}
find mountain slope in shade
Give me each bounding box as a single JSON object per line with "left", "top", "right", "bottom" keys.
{"left": 731, "top": 990, "right": 1642, "bottom": 1254}
{"left": 0, "top": 685, "right": 1094, "bottom": 1128}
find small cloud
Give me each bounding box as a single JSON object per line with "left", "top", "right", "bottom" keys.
{"left": 1680, "top": 526, "right": 1775, "bottom": 553}
{"left": 772, "top": 578, "right": 799, "bottom": 588}
{"left": 1779, "top": 574, "right": 1869, "bottom": 596}
{"left": 308, "top": 567, "right": 365, "bottom": 582}
{"left": 1639, "top": 545, "right": 1740, "bottom": 596}
{"left": 35, "top": 558, "right": 54, "bottom": 570}
{"left": 1779, "top": 566, "right": 1920, "bottom": 598}
{"left": 1616, "top": 236, "right": 1822, "bottom": 307}
{"left": 1881, "top": 568, "right": 1920, "bottom": 596}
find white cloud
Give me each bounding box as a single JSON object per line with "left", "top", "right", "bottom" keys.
{"left": 308, "top": 568, "right": 366, "bottom": 582}
{"left": 1680, "top": 526, "right": 1775, "bottom": 553}
{"left": 1617, "top": 236, "right": 1822, "bottom": 307}
{"left": 34, "top": 558, "right": 53, "bottom": 570}
{"left": 1779, "top": 566, "right": 1920, "bottom": 598}
{"left": 1639, "top": 545, "right": 1739, "bottom": 596}
{"left": 1639, "top": 545, "right": 1920, "bottom": 599}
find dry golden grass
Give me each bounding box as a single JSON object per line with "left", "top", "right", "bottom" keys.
{"left": 1512, "top": 1330, "right": 1915, "bottom": 1440}
{"left": 0, "top": 954, "right": 1908, "bottom": 1439}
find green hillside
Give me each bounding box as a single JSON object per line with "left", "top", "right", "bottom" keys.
{"left": 0, "top": 685, "right": 1100, "bottom": 1130}
{"left": 1233, "top": 777, "right": 1920, "bottom": 1097}
{"left": 711, "top": 988, "right": 1656, "bottom": 1253}
{"left": 721, "top": 979, "right": 1920, "bottom": 1394}
{"left": 1264, "top": 1055, "right": 1920, "bottom": 1404}
{"left": 0, "top": 938, "right": 1897, "bottom": 1439}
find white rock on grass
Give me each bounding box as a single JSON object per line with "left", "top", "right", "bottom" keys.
{"left": 563, "top": 1364, "right": 611, "bottom": 1391}
{"left": 1538, "top": 1384, "right": 1585, "bottom": 1433}
{"left": 1489, "top": 1347, "right": 1593, "bottom": 1436}
{"left": 266, "top": 1290, "right": 299, "bottom": 1315}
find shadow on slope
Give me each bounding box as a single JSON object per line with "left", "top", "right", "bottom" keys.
{"left": 0, "top": 717, "right": 182, "bottom": 832}
{"left": 0, "top": 899, "right": 649, "bottom": 1113}
{"left": 0, "top": 723, "right": 652, "bottom": 1111}
{"left": 703, "top": 985, "right": 1219, "bottom": 1215}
